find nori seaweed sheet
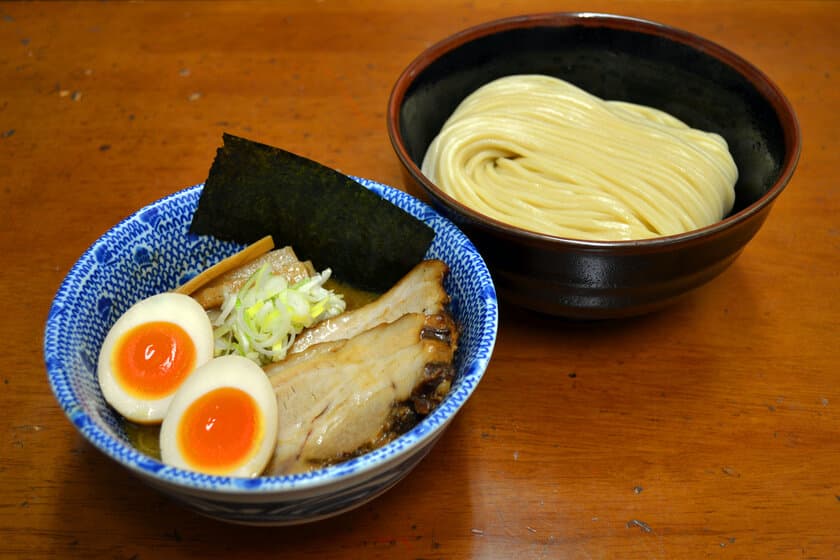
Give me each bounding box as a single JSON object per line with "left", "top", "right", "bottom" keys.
{"left": 189, "top": 133, "right": 435, "bottom": 293}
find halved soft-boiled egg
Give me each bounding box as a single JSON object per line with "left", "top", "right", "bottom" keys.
{"left": 97, "top": 292, "right": 214, "bottom": 424}
{"left": 159, "top": 355, "right": 278, "bottom": 477}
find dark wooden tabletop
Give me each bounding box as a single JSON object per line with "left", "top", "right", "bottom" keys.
{"left": 2, "top": 1, "right": 838, "bottom": 558}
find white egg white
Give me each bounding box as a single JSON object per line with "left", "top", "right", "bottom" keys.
{"left": 159, "top": 354, "right": 279, "bottom": 477}
{"left": 97, "top": 292, "right": 215, "bottom": 424}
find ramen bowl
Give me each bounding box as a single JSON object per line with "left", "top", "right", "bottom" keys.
{"left": 44, "top": 178, "right": 498, "bottom": 525}
{"left": 388, "top": 12, "right": 800, "bottom": 318}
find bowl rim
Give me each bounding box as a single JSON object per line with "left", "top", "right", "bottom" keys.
{"left": 44, "top": 178, "right": 499, "bottom": 495}
{"left": 387, "top": 11, "right": 802, "bottom": 251}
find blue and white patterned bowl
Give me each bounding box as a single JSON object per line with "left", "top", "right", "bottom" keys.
{"left": 44, "top": 177, "right": 498, "bottom": 525}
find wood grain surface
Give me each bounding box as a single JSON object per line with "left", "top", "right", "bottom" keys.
{"left": 1, "top": 1, "right": 837, "bottom": 558}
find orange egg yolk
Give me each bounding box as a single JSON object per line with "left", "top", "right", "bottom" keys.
{"left": 113, "top": 321, "right": 196, "bottom": 399}
{"left": 177, "top": 387, "right": 261, "bottom": 473}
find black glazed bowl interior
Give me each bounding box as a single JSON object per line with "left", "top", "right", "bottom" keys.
{"left": 387, "top": 12, "right": 800, "bottom": 318}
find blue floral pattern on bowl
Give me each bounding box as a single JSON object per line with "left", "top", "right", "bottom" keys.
{"left": 44, "top": 177, "right": 498, "bottom": 525}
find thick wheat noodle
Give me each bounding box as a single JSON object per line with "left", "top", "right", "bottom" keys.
{"left": 421, "top": 75, "right": 738, "bottom": 241}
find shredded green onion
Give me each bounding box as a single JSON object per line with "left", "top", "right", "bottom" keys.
{"left": 212, "top": 263, "right": 345, "bottom": 365}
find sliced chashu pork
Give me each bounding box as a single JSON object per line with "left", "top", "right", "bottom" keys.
{"left": 263, "top": 311, "right": 456, "bottom": 475}
{"left": 191, "top": 247, "right": 315, "bottom": 309}
{"left": 289, "top": 258, "right": 450, "bottom": 354}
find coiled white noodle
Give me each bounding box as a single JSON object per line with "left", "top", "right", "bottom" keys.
{"left": 421, "top": 75, "right": 738, "bottom": 241}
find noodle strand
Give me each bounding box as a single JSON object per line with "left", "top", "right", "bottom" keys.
{"left": 421, "top": 75, "right": 738, "bottom": 241}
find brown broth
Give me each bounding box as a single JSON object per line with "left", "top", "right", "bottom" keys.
{"left": 324, "top": 278, "right": 379, "bottom": 310}
{"left": 124, "top": 420, "right": 162, "bottom": 459}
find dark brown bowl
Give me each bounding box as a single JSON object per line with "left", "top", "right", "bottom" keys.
{"left": 387, "top": 12, "right": 800, "bottom": 319}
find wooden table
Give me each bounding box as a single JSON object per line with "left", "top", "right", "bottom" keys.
{"left": 2, "top": 1, "right": 837, "bottom": 558}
